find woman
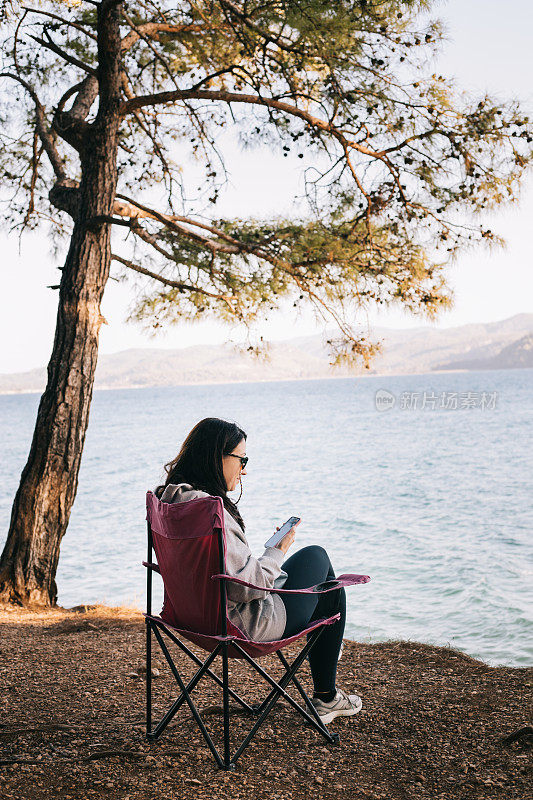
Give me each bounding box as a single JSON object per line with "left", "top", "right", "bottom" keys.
{"left": 155, "top": 417, "right": 362, "bottom": 723}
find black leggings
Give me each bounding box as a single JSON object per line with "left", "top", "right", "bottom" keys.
{"left": 280, "top": 545, "right": 346, "bottom": 694}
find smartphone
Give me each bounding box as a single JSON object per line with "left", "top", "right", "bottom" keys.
{"left": 264, "top": 516, "right": 301, "bottom": 549}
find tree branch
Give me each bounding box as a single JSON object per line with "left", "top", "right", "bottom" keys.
{"left": 218, "top": 0, "right": 301, "bottom": 54}
{"left": 22, "top": 129, "right": 41, "bottom": 229}
{"left": 382, "top": 127, "right": 442, "bottom": 156}
{"left": 112, "top": 194, "right": 241, "bottom": 253}
{"left": 21, "top": 6, "right": 98, "bottom": 42}
{"left": 0, "top": 72, "right": 66, "bottom": 181}
{"left": 120, "top": 87, "right": 379, "bottom": 158}
{"left": 68, "top": 76, "right": 99, "bottom": 121}
{"left": 52, "top": 75, "right": 98, "bottom": 151}
{"left": 111, "top": 196, "right": 313, "bottom": 311}
{"left": 54, "top": 81, "right": 85, "bottom": 119}
{"left": 26, "top": 34, "right": 97, "bottom": 76}
{"left": 121, "top": 22, "right": 210, "bottom": 52}
{"left": 112, "top": 253, "right": 234, "bottom": 305}
{"left": 48, "top": 181, "right": 80, "bottom": 217}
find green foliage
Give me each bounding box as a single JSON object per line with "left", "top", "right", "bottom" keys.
{"left": 1, "top": 0, "right": 532, "bottom": 365}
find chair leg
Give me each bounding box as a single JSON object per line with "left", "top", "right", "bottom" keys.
{"left": 276, "top": 650, "right": 340, "bottom": 745}
{"left": 156, "top": 622, "right": 254, "bottom": 713}
{"left": 229, "top": 632, "right": 337, "bottom": 765}
{"left": 146, "top": 619, "right": 152, "bottom": 738}
{"left": 150, "top": 625, "right": 225, "bottom": 768}
{"left": 251, "top": 630, "right": 326, "bottom": 723}
{"left": 221, "top": 642, "right": 234, "bottom": 770}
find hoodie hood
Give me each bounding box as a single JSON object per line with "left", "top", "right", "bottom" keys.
{"left": 158, "top": 482, "right": 208, "bottom": 505}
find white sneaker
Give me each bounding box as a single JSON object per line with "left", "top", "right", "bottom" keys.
{"left": 311, "top": 688, "right": 362, "bottom": 724}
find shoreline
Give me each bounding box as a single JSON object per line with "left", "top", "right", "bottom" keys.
{"left": 2, "top": 602, "right": 528, "bottom": 670}
{"left": 1, "top": 365, "right": 531, "bottom": 398}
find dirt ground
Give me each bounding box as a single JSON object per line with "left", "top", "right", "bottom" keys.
{"left": 0, "top": 604, "right": 531, "bottom": 800}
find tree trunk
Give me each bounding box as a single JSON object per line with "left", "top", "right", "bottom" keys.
{"left": 0, "top": 1, "right": 123, "bottom": 606}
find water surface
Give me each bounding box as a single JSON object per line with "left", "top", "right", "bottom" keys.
{"left": 1, "top": 368, "right": 531, "bottom": 667}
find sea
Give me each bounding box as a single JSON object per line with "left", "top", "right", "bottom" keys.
{"left": 1, "top": 368, "right": 532, "bottom": 667}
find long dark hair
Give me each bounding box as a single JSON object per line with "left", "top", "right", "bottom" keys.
{"left": 156, "top": 417, "right": 247, "bottom": 531}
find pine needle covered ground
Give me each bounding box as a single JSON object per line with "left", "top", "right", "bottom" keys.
{"left": 0, "top": 605, "right": 531, "bottom": 800}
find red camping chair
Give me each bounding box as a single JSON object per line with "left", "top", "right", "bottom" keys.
{"left": 143, "top": 490, "right": 370, "bottom": 770}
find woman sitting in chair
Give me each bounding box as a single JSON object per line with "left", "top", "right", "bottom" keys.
{"left": 155, "top": 416, "right": 362, "bottom": 723}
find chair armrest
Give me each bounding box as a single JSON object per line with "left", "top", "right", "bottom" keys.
{"left": 142, "top": 561, "right": 161, "bottom": 574}
{"left": 211, "top": 573, "right": 370, "bottom": 595}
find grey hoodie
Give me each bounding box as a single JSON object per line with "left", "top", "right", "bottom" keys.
{"left": 158, "top": 483, "right": 288, "bottom": 642}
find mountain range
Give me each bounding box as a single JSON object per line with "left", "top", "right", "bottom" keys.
{"left": 1, "top": 313, "right": 532, "bottom": 394}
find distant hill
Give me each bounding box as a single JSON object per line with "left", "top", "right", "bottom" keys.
{"left": 1, "top": 313, "right": 532, "bottom": 394}
{"left": 435, "top": 332, "right": 533, "bottom": 371}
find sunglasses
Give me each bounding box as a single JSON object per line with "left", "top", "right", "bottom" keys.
{"left": 227, "top": 454, "right": 248, "bottom": 469}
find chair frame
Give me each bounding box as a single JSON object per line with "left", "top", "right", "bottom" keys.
{"left": 144, "top": 509, "right": 362, "bottom": 770}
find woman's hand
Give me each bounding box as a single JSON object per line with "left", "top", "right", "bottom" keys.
{"left": 274, "top": 522, "right": 298, "bottom": 554}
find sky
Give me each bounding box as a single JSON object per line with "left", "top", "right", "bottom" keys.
{"left": 2, "top": 0, "right": 532, "bottom": 374}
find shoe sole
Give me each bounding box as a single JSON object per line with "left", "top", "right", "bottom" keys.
{"left": 317, "top": 696, "right": 363, "bottom": 725}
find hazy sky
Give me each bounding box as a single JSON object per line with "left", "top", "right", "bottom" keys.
{"left": 2, "top": 0, "right": 532, "bottom": 373}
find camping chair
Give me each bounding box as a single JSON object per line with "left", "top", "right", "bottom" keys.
{"left": 143, "top": 490, "right": 370, "bottom": 770}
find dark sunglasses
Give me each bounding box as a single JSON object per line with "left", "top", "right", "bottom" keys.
{"left": 227, "top": 454, "right": 248, "bottom": 468}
